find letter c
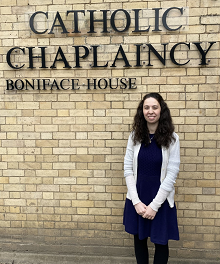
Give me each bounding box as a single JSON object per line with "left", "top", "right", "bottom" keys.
{"left": 170, "top": 42, "right": 190, "bottom": 65}
{"left": 6, "top": 47, "right": 25, "bottom": 69}
{"left": 29, "top": 11, "right": 48, "bottom": 34}
{"left": 162, "top": 7, "right": 183, "bottom": 31}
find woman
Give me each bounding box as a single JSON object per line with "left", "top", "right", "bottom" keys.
{"left": 123, "top": 93, "right": 180, "bottom": 264}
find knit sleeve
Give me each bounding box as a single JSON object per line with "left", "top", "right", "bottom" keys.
{"left": 150, "top": 133, "right": 180, "bottom": 211}
{"left": 125, "top": 175, "right": 141, "bottom": 205}
{"left": 160, "top": 134, "right": 180, "bottom": 192}
{"left": 124, "top": 133, "right": 141, "bottom": 205}
{"left": 149, "top": 187, "right": 169, "bottom": 212}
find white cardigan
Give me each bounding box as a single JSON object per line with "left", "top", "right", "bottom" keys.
{"left": 124, "top": 132, "right": 180, "bottom": 210}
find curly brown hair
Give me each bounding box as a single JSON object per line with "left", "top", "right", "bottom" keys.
{"left": 132, "top": 93, "right": 175, "bottom": 148}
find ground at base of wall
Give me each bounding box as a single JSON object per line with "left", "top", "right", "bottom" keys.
{"left": 0, "top": 252, "right": 219, "bottom": 264}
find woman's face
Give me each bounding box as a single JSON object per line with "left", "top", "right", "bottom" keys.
{"left": 143, "top": 97, "right": 161, "bottom": 125}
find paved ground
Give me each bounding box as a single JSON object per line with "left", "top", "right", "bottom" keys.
{"left": 0, "top": 252, "right": 220, "bottom": 264}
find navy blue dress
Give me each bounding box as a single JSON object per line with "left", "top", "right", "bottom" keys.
{"left": 123, "top": 136, "right": 179, "bottom": 245}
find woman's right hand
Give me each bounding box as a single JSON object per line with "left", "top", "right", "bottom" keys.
{"left": 134, "top": 202, "right": 147, "bottom": 216}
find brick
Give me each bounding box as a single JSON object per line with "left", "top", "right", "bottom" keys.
{"left": 72, "top": 200, "right": 94, "bottom": 208}
{"left": 89, "top": 208, "right": 111, "bottom": 216}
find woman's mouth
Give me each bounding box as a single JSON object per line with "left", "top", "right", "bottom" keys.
{"left": 148, "top": 116, "right": 156, "bottom": 120}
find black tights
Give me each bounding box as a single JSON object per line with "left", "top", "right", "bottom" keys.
{"left": 134, "top": 235, "right": 169, "bottom": 264}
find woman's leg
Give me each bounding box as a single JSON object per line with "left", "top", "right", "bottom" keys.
{"left": 134, "top": 235, "right": 149, "bottom": 264}
{"left": 153, "top": 243, "right": 169, "bottom": 264}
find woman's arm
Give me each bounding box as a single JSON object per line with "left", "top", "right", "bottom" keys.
{"left": 125, "top": 175, "right": 141, "bottom": 205}
{"left": 161, "top": 133, "right": 180, "bottom": 191}
{"left": 149, "top": 187, "right": 169, "bottom": 212}
{"left": 124, "top": 133, "right": 141, "bottom": 205}
{"left": 149, "top": 134, "right": 180, "bottom": 212}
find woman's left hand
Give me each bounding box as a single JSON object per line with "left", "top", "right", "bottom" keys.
{"left": 142, "top": 206, "right": 156, "bottom": 220}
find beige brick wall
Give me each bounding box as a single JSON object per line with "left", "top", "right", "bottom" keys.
{"left": 0, "top": 0, "right": 220, "bottom": 261}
